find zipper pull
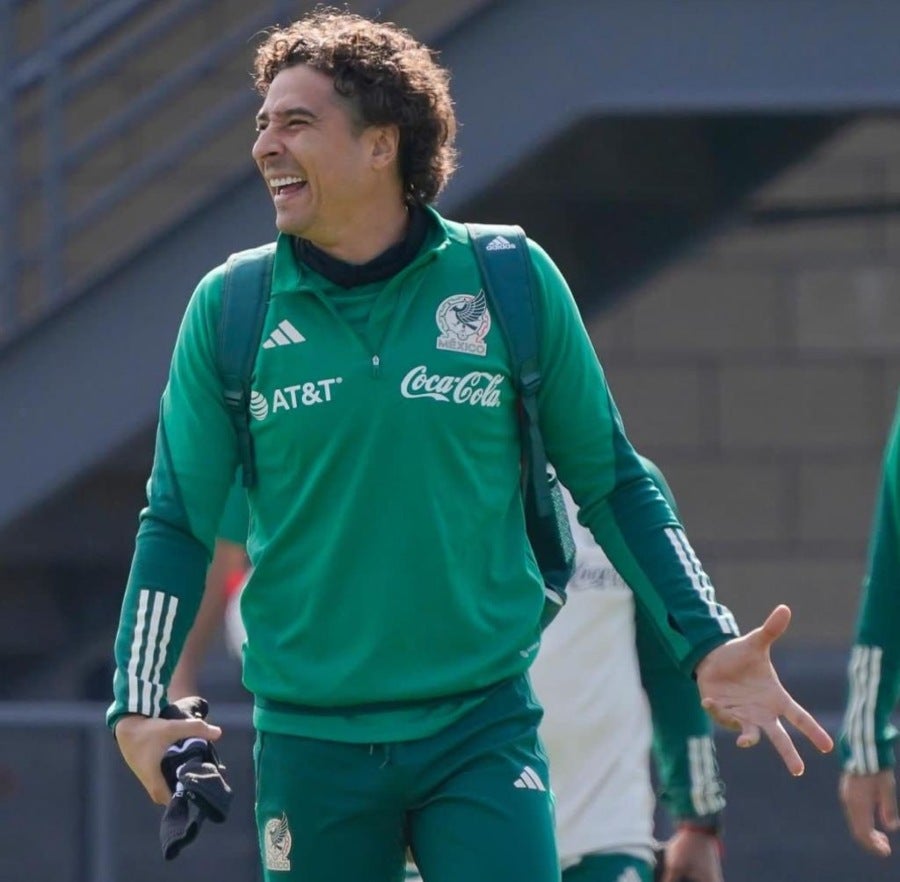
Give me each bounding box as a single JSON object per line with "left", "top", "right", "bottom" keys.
{"left": 372, "top": 354, "right": 381, "bottom": 378}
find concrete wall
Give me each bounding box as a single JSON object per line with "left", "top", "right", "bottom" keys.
{"left": 588, "top": 115, "right": 900, "bottom": 647}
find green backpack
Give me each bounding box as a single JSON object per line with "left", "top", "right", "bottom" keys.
{"left": 217, "top": 224, "right": 574, "bottom": 628}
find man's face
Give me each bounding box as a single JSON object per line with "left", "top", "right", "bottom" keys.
{"left": 252, "top": 64, "right": 382, "bottom": 245}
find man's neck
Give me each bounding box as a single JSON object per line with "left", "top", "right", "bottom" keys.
{"left": 295, "top": 203, "right": 430, "bottom": 289}
{"left": 308, "top": 200, "right": 410, "bottom": 264}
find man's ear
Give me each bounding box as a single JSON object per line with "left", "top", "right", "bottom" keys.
{"left": 369, "top": 124, "right": 400, "bottom": 169}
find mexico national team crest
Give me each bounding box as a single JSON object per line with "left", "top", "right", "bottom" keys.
{"left": 264, "top": 811, "right": 292, "bottom": 872}
{"left": 435, "top": 290, "right": 491, "bottom": 356}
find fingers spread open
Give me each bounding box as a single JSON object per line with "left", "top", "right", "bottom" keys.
{"left": 762, "top": 718, "right": 804, "bottom": 776}
{"left": 781, "top": 696, "right": 834, "bottom": 754}
{"left": 700, "top": 697, "right": 741, "bottom": 731}
{"left": 757, "top": 604, "right": 792, "bottom": 647}
{"left": 736, "top": 723, "right": 760, "bottom": 749}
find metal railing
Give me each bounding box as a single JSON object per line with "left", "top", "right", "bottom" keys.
{"left": 0, "top": 0, "right": 400, "bottom": 343}
{"left": 0, "top": 700, "right": 846, "bottom": 882}
{"left": 0, "top": 700, "right": 254, "bottom": 882}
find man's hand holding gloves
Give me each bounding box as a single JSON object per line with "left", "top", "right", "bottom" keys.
{"left": 158, "top": 696, "right": 233, "bottom": 860}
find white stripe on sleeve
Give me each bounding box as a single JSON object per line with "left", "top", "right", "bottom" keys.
{"left": 845, "top": 645, "right": 882, "bottom": 773}
{"left": 126, "top": 589, "right": 151, "bottom": 713}
{"left": 126, "top": 589, "right": 179, "bottom": 716}
{"left": 688, "top": 735, "right": 724, "bottom": 816}
{"left": 665, "top": 527, "right": 738, "bottom": 635}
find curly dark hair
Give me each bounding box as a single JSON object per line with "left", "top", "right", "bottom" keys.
{"left": 254, "top": 8, "right": 458, "bottom": 205}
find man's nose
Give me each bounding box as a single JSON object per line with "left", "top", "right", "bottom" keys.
{"left": 252, "top": 127, "right": 282, "bottom": 162}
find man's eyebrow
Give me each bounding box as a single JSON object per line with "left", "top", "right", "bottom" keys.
{"left": 255, "top": 106, "right": 318, "bottom": 123}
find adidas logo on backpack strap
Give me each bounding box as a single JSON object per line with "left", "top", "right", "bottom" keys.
{"left": 485, "top": 235, "right": 516, "bottom": 251}
{"left": 263, "top": 319, "right": 306, "bottom": 348}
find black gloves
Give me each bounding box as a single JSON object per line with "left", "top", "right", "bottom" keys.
{"left": 158, "top": 696, "right": 233, "bottom": 860}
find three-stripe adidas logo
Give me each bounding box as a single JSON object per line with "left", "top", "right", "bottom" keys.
{"left": 126, "top": 588, "right": 178, "bottom": 717}
{"left": 664, "top": 526, "right": 737, "bottom": 635}
{"left": 513, "top": 765, "right": 546, "bottom": 791}
{"left": 845, "top": 644, "right": 883, "bottom": 773}
{"left": 485, "top": 235, "right": 516, "bottom": 252}
{"left": 615, "top": 868, "right": 643, "bottom": 882}
{"left": 687, "top": 736, "right": 725, "bottom": 815}
{"left": 263, "top": 319, "right": 306, "bottom": 348}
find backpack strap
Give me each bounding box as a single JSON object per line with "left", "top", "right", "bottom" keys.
{"left": 465, "top": 223, "right": 551, "bottom": 518}
{"left": 466, "top": 223, "right": 574, "bottom": 628}
{"left": 218, "top": 243, "right": 276, "bottom": 488}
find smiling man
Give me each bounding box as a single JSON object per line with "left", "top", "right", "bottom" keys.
{"left": 253, "top": 62, "right": 412, "bottom": 263}
{"left": 107, "top": 9, "right": 832, "bottom": 882}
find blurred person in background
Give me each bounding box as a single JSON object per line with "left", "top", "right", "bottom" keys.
{"left": 168, "top": 483, "right": 248, "bottom": 700}
{"left": 106, "top": 9, "right": 831, "bottom": 882}
{"left": 535, "top": 462, "right": 725, "bottom": 882}
{"left": 839, "top": 395, "right": 900, "bottom": 858}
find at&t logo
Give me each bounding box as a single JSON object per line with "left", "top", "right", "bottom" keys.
{"left": 249, "top": 378, "right": 342, "bottom": 421}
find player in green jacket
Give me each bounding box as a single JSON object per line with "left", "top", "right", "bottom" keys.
{"left": 840, "top": 394, "right": 900, "bottom": 857}
{"left": 108, "top": 9, "right": 831, "bottom": 882}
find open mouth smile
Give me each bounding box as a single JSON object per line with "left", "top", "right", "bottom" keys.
{"left": 268, "top": 175, "right": 308, "bottom": 197}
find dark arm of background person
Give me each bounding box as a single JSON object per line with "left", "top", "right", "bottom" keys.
{"left": 634, "top": 458, "right": 725, "bottom": 827}
{"left": 170, "top": 477, "right": 250, "bottom": 700}
{"left": 169, "top": 537, "right": 248, "bottom": 700}
{"left": 637, "top": 608, "right": 725, "bottom": 882}
{"left": 632, "top": 459, "right": 724, "bottom": 882}
{"left": 636, "top": 596, "right": 726, "bottom": 826}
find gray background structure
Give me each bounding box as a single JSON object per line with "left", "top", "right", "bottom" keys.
{"left": 3, "top": 1, "right": 900, "bottom": 880}
{"left": 591, "top": 118, "right": 900, "bottom": 644}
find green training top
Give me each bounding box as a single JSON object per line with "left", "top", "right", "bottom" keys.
{"left": 216, "top": 479, "right": 249, "bottom": 545}
{"left": 841, "top": 394, "right": 900, "bottom": 771}
{"left": 107, "top": 208, "right": 738, "bottom": 742}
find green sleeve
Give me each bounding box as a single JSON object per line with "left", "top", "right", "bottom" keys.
{"left": 217, "top": 476, "right": 250, "bottom": 545}
{"left": 840, "top": 395, "right": 900, "bottom": 771}
{"left": 636, "top": 610, "right": 726, "bottom": 823}
{"left": 633, "top": 457, "right": 725, "bottom": 823}
{"left": 527, "top": 241, "right": 739, "bottom": 676}
{"left": 106, "top": 265, "right": 240, "bottom": 730}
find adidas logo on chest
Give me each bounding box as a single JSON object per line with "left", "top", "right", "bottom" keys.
{"left": 263, "top": 319, "right": 306, "bottom": 348}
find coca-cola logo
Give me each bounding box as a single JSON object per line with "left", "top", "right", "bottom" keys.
{"left": 400, "top": 365, "right": 504, "bottom": 407}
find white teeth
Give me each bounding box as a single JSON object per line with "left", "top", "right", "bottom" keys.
{"left": 269, "top": 176, "right": 306, "bottom": 188}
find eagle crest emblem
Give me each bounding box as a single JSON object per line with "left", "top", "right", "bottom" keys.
{"left": 264, "top": 811, "right": 292, "bottom": 871}
{"left": 436, "top": 291, "right": 491, "bottom": 356}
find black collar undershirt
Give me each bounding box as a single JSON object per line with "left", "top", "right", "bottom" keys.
{"left": 294, "top": 205, "right": 430, "bottom": 289}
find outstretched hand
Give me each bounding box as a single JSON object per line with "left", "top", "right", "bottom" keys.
{"left": 695, "top": 604, "right": 833, "bottom": 775}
